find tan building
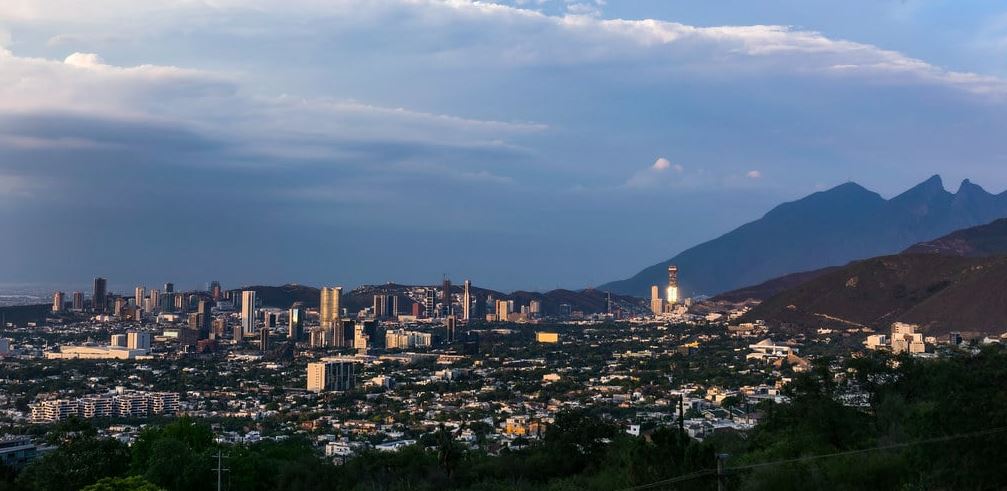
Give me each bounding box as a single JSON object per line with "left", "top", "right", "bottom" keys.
{"left": 320, "top": 287, "right": 342, "bottom": 328}
{"left": 650, "top": 285, "right": 664, "bottom": 315}
{"left": 536, "top": 332, "right": 559, "bottom": 343}
{"left": 891, "top": 323, "right": 926, "bottom": 354}
{"left": 307, "top": 361, "right": 356, "bottom": 392}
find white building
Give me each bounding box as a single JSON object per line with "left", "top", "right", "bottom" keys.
{"left": 746, "top": 339, "right": 796, "bottom": 361}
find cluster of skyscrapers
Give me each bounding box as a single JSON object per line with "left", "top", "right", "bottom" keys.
{"left": 650, "top": 265, "right": 680, "bottom": 315}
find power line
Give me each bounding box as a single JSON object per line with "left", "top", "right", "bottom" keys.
{"left": 617, "top": 426, "right": 1007, "bottom": 491}
{"left": 729, "top": 426, "right": 1007, "bottom": 473}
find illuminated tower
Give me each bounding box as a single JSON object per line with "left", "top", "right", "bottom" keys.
{"left": 135, "top": 286, "right": 145, "bottom": 310}
{"left": 320, "top": 287, "right": 342, "bottom": 328}
{"left": 666, "top": 265, "right": 679, "bottom": 304}
{"left": 462, "top": 280, "right": 471, "bottom": 321}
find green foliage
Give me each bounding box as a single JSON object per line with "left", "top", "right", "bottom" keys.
{"left": 16, "top": 433, "right": 129, "bottom": 491}
{"left": 82, "top": 476, "right": 164, "bottom": 491}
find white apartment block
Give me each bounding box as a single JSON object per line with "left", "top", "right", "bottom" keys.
{"left": 30, "top": 391, "right": 180, "bottom": 423}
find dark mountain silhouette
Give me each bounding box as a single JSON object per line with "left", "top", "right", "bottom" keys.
{"left": 712, "top": 267, "right": 842, "bottom": 303}
{"left": 601, "top": 175, "right": 1007, "bottom": 298}
{"left": 903, "top": 217, "right": 1007, "bottom": 257}
{"left": 740, "top": 254, "right": 1007, "bottom": 337}
{"left": 717, "top": 216, "right": 1007, "bottom": 302}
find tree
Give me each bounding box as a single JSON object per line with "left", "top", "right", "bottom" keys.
{"left": 16, "top": 436, "right": 129, "bottom": 491}
{"left": 82, "top": 476, "right": 164, "bottom": 491}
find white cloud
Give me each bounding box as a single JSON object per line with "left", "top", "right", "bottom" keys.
{"left": 63, "top": 52, "right": 105, "bottom": 67}
{"left": 746, "top": 170, "right": 762, "bottom": 179}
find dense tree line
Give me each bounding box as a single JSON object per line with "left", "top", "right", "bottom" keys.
{"left": 5, "top": 347, "right": 1007, "bottom": 490}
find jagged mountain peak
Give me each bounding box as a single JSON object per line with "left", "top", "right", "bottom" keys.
{"left": 956, "top": 178, "right": 991, "bottom": 196}
{"left": 601, "top": 176, "right": 1007, "bottom": 298}
{"left": 891, "top": 174, "right": 950, "bottom": 206}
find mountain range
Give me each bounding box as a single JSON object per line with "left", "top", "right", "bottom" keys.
{"left": 601, "top": 175, "right": 1007, "bottom": 298}
{"left": 739, "top": 218, "right": 1007, "bottom": 336}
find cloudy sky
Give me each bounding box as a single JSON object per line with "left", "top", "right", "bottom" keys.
{"left": 2, "top": 0, "right": 1007, "bottom": 293}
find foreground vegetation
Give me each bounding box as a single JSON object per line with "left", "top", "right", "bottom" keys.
{"left": 7, "top": 347, "right": 1007, "bottom": 490}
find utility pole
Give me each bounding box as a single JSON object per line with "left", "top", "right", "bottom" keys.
{"left": 212, "top": 449, "right": 229, "bottom": 491}
{"left": 678, "top": 394, "right": 685, "bottom": 435}
{"left": 716, "top": 453, "right": 729, "bottom": 491}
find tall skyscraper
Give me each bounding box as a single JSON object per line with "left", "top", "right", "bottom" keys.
{"left": 529, "top": 299, "right": 541, "bottom": 317}
{"left": 197, "top": 300, "right": 212, "bottom": 339}
{"left": 52, "top": 291, "right": 64, "bottom": 313}
{"left": 650, "top": 285, "right": 664, "bottom": 315}
{"left": 209, "top": 281, "right": 222, "bottom": 301}
{"left": 288, "top": 306, "right": 304, "bottom": 340}
{"left": 71, "top": 291, "right": 83, "bottom": 311}
{"left": 446, "top": 315, "right": 457, "bottom": 343}
{"left": 462, "top": 280, "right": 471, "bottom": 321}
{"left": 496, "top": 299, "right": 510, "bottom": 322}
{"left": 320, "top": 287, "right": 342, "bottom": 328}
{"left": 259, "top": 328, "right": 270, "bottom": 351}
{"left": 149, "top": 288, "right": 160, "bottom": 310}
{"left": 164, "top": 283, "right": 174, "bottom": 294}
{"left": 241, "top": 290, "right": 257, "bottom": 337}
{"left": 373, "top": 295, "right": 387, "bottom": 319}
{"left": 423, "top": 289, "right": 436, "bottom": 318}
{"left": 441, "top": 278, "right": 452, "bottom": 317}
{"left": 666, "top": 265, "right": 679, "bottom": 304}
{"left": 134, "top": 287, "right": 145, "bottom": 311}
{"left": 92, "top": 277, "right": 107, "bottom": 313}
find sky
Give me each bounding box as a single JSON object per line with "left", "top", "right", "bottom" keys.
{"left": 2, "top": 0, "right": 1007, "bottom": 293}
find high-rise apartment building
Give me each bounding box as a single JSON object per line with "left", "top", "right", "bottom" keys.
{"left": 134, "top": 287, "right": 145, "bottom": 311}
{"left": 93, "top": 277, "right": 107, "bottom": 313}
{"left": 241, "top": 290, "right": 257, "bottom": 337}
{"left": 71, "top": 292, "right": 83, "bottom": 311}
{"left": 306, "top": 361, "right": 356, "bottom": 392}
{"left": 650, "top": 285, "right": 664, "bottom": 315}
{"left": 288, "top": 306, "right": 304, "bottom": 340}
{"left": 197, "top": 300, "right": 212, "bottom": 339}
{"left": 259, "top": 328, "right": 269, "bottom": 351}
{"left": 373, "top": 294, "right": 387, "bottom": 319}
{"left": 462, "top": 280, "right": 471, "bottom": 321}
{"left": 320, "top": 287, "right": 342, "bottom": 328}
{"left": 52, "top": 291, "right": 64, "bottom": 313}
{"left": 496, "top": 299, "right": 511, "bottom": 322}
{"left": 423, "top": 289, "right": 436, "bottom": 318}
{"left": 441, "top": 278, "right": 452, "bottom": 317}
{"left": 446, "top": 315, "right": 457, "bottom": 343}
{"left": 148, "top": 288, "right": 160, "bottom": 311}
{"left": 127, "top": 331, "right": 151, "bottom": 351}
{"left": 209, "top": 281, "right": 222, "bottom": 301}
